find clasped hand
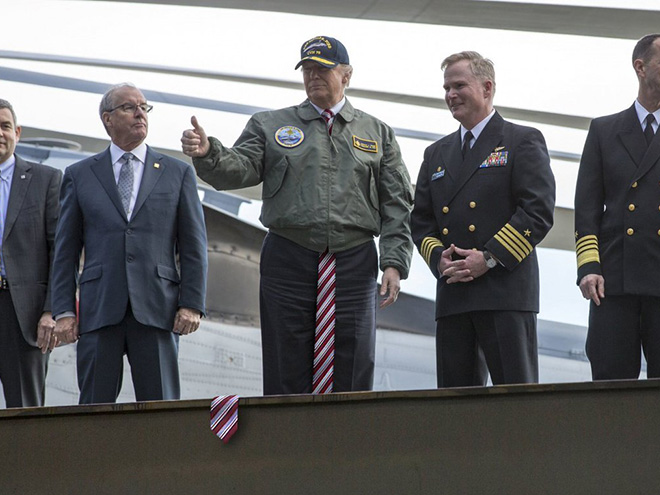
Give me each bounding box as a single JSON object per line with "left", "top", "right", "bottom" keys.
{"left": 438, "top": 244, "right": 490, "bottom": 284}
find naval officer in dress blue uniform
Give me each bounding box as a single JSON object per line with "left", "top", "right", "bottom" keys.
{"left": 412, "top": 51, "right": 555, "bottom": 387}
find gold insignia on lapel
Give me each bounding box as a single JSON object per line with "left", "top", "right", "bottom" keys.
{"left": 524, "top": 229, "right": 531, "bottom": 237}
{"left": 494, "top": 146, "right": 505, "bottom": 152}
{"left": 437, "top": 166, "right": 442, "bottom": 172}
{"left": 154, "top": 163, "right": 160, "bottom": 169}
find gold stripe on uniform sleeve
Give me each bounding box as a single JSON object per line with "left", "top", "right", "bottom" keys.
{"left": 420, "top": 236, "right": 444, "bottom": 267}
{"left": 575, "top": 234, "right": 600, "bottom": 268}
{"left": 494, "top": 223, "right": 533, "bottom": 262}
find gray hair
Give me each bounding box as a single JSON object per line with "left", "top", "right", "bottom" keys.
{"left": 98, "top": 82, "right": 139, "bottom": 119}
{"left": 0, "top": 99, "right": 18, "bottom": 126}
{"left": 340, "top": 63, "right": 353, "bottom": 88}
{"left": 441, "top": 51, "right": 496, "bottom": 94}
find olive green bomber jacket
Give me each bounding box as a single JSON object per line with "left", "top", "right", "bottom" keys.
{"left": 193, "top": 98, "right": 413, "bottom": 279}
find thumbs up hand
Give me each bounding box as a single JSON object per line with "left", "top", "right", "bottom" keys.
{"left": 181, "top": 116, "right": 210, "bottom": 158}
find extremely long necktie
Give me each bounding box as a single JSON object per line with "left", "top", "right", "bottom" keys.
{"left": 118, "top": 152, "right": 134, "bottom": 215}
{"left": 210, "top": 395, "right": 239, "bottom": 444}
{"left": 322, "top": 108, "right": 334, "bottom": 135}
{"left": 645, "top": 114, "right": 656, "bottom": 146}
{"left": 313, "top": 249, "right": 336, "bottom": 394}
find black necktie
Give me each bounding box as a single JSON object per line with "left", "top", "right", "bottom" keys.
{"left": 644, "top": 114, "right": 656, "bottom": 146}
{"left": 462, "top": 131, "right": 473, "bottom": 158}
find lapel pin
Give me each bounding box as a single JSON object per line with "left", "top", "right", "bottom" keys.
{"left": 154, "top": 163, "right": 160, "bottom": 169}
{"left": 20, "top": 175, "right": 26, "bottom": 179}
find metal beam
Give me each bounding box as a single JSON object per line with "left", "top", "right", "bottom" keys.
{"left": 81, "top": 0, "right": 660, "bottom": 40}
{"left": 0, "top": 51, "right": 592, "bottom": 131}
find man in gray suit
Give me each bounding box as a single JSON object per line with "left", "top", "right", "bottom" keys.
{"left": 52, "top": 83, "right": 208, "bottom": 404}
{"left": 0, "top": 99, "right": 61, "bottom": 407}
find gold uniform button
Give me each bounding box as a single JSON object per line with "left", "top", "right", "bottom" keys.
{"left": 468, "top": 224, "right": 476, "bottom": 232}
{"left": 469, "top": 201, "right": 477, "bottom": 209}
{"left": 627, "top": 228, "right": 634, "bottom": 236}
{"left": 632, "top": 182, "right": 638, "bottom": 188}
{"left": 442, "top": 206, "right": 449, "bottom": 214}
{"left": 657, "top": 230, "right": 660, "bottom": 236}
{"left": 442, "top": 228, "right": 449, "bottom": 235}
{"left": 629, "top": 204, "right": 635, "bottom": 211}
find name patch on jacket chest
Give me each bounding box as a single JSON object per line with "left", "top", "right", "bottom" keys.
{"left": 352, "top": 135, "right": 378, "bottom": 153}
{"left": 480, "top": 150, "right": 508, "bottom": 168}
{"left": 431, "top": 166, "right": 445, "bottom": 181}
{"left": 275, "top": 126, "right": 305, "bottom": 148}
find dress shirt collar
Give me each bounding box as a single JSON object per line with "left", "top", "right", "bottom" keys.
{"left": 310, "top": 97, "right": 346, "bottom": 119}
{"left": 109, "top": 142, "right": 148, "bottom": 165}
{"left": 634, "top": 100, "right": 660, "bottom": 132}
{"left": 460, "top": 109, "right": 496, "bottom": 145}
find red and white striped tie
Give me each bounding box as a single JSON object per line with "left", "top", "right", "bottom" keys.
{"left": 313, "top": 249, "right": 336, "bottom": 394}
{"left": 321, "top": 108, "right": 334, "bottom": 134}
{"left": 210, "top": 395, "right": 238, "bottom": 443}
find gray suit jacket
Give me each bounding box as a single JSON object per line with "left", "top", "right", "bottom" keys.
{"left": 51, "top": 146, "right": 207, "bottom": 333}
{"left": 3, "top": 155, "right": 61, "bottom": 346}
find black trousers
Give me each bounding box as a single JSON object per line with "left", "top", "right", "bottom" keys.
{"left": 259, "top": 233, "right": 377, "bottom": 395}
{"left": 0, "top": 290, "right": 48, "bottom": 407}
{"left": 77, "top": 303, "right": 180, "bottom": 404}
{"left": 436, "top": 310, "right": 538, "bottom": 387}
{"left": 586, "top": 294, "right": 660, "bottom": 379}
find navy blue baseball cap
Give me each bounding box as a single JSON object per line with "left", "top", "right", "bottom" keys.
{"left": 294, "top": 36, "right": 350, "bottom": 70}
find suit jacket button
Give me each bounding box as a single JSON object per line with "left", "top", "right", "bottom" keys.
{"left": 442, "top": 206, "right": 449, "bottom": 214}
{"left": 628, "top": 204, "right": 635, "bottom": 211}
{"left": 468, "top": 224, "right": 476, "bottom": 232}
{"left": 632, "top": 182, "right": 638, "bottom": 188}
{"left": 127, "top": 256, "right": 134, "bottom": 262}
{"left": 442, "top": 228, "right": 449, "bottom": 235}
{"left": 469, "top": 201, "right": 476, "bottom": 209}
{"left": 627, "top": 228, "right": 634, "bottom": 236}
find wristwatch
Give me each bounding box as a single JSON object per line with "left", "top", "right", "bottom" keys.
{"left": 483, "top": 250, "right": 498, "bottom": 269}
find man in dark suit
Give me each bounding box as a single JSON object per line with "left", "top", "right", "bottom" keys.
{"left": 52, "top": 83, "right": 207, "bottom": 404}
{"left": 575, "top": 34, "right": 660, "bottom": 380}
{"left": 0, "top": 99, "right": 61, "bottom": 407}
{"left": 411, "top": 51, "right": 555, "bottom": 387}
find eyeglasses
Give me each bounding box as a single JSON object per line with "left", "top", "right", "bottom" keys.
{"left": 106, "top": 103, "right": 154, "bottom": 114}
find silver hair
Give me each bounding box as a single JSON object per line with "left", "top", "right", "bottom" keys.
{"left": 98, "top": 82, "right": 140, "bottom": 119}
{"left": 340, "top": 63, "right": 353, "bottom": 88}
